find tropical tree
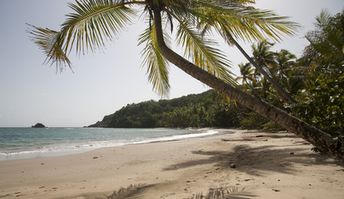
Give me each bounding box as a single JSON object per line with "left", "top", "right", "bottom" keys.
{"left": 275, "top": 49, "right": 297, "bottom": 79}
{"left": 236, "top": 63, "right": 263, "bottom": 98}
{"left": 236, "top": 63, "right": 254, "bottom": 86}
{"left": 227, "top": 35, "right": 295, "bottom": 104}
{"left": 252, "top": 40, "right": 296, "bottom": 103}
{"left": 252, "top": 40, "right": 276, "bottom": 68}
{"left": 273, "top": 49, "right": 307, "bottom": 97}
{"left": 304, "top": 10, "right": 344, "bottom": 65}
{"left": 295, "top": 10, "right": 344, "bottom": 136}
{"left": 29, "top": 0, "right": 343, "bottom": 158}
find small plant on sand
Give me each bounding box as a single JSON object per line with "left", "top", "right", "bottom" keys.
{"left": 108, "top": 184, "right": 149, "bottom": 199}
{"left": 189, "top": 186, "right": 255, "bottom": 199}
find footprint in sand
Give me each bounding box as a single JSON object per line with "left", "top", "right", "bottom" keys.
{"left": 160, "top": 192, "right": 176, "bottom": 198}
{"left": 11, "top": 192, "right": 24, "bottom": 198}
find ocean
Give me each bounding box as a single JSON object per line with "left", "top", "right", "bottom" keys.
{"left": 0, "top": 128, "right": 224, "bottom": 160}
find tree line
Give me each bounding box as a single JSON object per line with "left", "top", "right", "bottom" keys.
{"left": 89, "top": 90, "right": 266, "bottom": 129}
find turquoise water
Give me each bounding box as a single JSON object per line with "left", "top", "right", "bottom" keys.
{"left": 0, "top": 128, "right": 222, "bottom": 160}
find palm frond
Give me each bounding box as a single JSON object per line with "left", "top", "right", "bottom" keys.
{"left": 190, "top": 3, "right": 298, "bottom": 43}
{"left": 29, "top": 0, "right": 136, "bottom": 67}
{"left": 62, "top": 0, "right": 135, "bottom": 54}
{"left": 28, "top": 25, "right": 71, "bottom": 70}
{"left": 175, "top": 19, "right": 236, "bottom": 85}
{"left": 315, "top": 10, "right": 331, "bottom": 29}
{"left": 199, "top": 0, "right": 256, "bottom": 7}
{"left": 138, "top": 24, "right": 170, "bottom": 96}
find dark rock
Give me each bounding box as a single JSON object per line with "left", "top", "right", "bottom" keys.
{"left": 255, "top": 135, "right": 264, "bottom": 137}
{"left": 32, "top": 123, "right": 46, "bottom": 128}
{"left": 230, "top": 163, "right": 237, "bottom": 168}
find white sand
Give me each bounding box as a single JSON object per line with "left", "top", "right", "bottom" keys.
{"left": 0, "top": 130, "right": 343, "bottom": 199}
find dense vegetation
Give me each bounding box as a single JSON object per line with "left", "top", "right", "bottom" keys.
{"left": 89, "top": 90, "right": 261, "bottom": 129}
{"left": 295, "top": 11, "right": 344, "bottom": 136}
{"left": 236, "top": 10, "right": 344, "bottom": 136}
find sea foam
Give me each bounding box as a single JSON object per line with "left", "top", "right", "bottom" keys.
{"left": 0, "top": 128, "right": 225, "bottom": 160}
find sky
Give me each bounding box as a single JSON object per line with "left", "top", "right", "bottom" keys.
{"left": 0, "top": 0, "right": 343, "bottom": 127}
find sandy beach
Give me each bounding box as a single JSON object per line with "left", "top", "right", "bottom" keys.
{"left": 0, "top": 129, "right": 343, "bottom": 199}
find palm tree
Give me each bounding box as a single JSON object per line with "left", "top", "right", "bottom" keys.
{"left": 236, "top": 63, "right": 254, "bottom": 86}
{"left": 252, "top": 40, "right": 296, "bottom": 104}
{"left": 275, "top": 49, "right": 297, "bottom": 77}
{"left": 29, "top": 0, "right": 343, "bottom": 158}
{"left": 274, "top": 49, "right": 297, "bottom": 92}
{"left": 252, "top": 40, "right": 276, "bottom": 68}
{"left": 304, "top": 10, "right": 344, "bottom": 65}
{"left": 236, "top": 63, "right": 261, "bottom": 97}
{"left": 225, "top": 35, "right": 296, "bottom": 104}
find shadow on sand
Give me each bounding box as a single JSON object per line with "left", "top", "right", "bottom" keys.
{"left": 164, "top": 143, "right": 343, "bottom": 176}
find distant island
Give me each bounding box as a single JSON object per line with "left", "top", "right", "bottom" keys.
{"left": 89, "top": 90, "right": 279, "bottom": 130}
{"left": 32, "top": 123, "right": 46, "bottom": 128}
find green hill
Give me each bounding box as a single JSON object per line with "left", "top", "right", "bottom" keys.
{"left": 89, "top": 90, "right": 276, "bottom": 129}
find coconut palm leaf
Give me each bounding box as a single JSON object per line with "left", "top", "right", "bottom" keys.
{"left": 138, "top": 24, "right": 170, "bottom": 96}
{"left": 62, "top": 0, "right": 135, "bottom": 53}
{"left": 30, "top": 0, "right": 135, "bottom": 67}
{"left": 189, "top": 2, "right": 298, "bottom": 42}
{"left": 29, "top": 25, "right": 71, "bottom": 70}
{"left": 175, "top": 20, "right": 236, "bottom": 85}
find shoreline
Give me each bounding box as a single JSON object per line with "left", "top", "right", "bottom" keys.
{"left": 0, "top": 128, "right": 232, "bottom": 161}
{"left": 0, "top": 130, "right": 343, "bottom": 199}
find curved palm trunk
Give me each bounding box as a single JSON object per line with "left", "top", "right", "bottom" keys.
{"left": 152, "top": 9, "right": 343, "bottom": 159}
{"left": 229, "top": 35, "right": 296, "bottom": 104}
